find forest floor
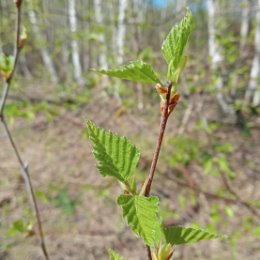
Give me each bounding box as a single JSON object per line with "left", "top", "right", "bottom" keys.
{"left": 0, "top": 87, "right": 260, "bottom": 260}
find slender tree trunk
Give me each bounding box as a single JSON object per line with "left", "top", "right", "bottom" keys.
{"left": 28, "top": 3, "right": 58, "bottom": 84}
{"left": 245, "top": 0, "right": 260, "bottom": 107}
{"left": 240, "top": 0, "right": 250, "bottom": 55}
{"left": 208, "top": 0, "right": 234, "bottom": 114}
{"left": 68, "top": 0, "right": 85, "bottom": 86}
{"left": 94, "top": 0, "right": 108, "bottom": 69}
{"left": 117, "top": 0, "right": 128, "bottom": 65}
{"left": 208, "top": 0, "right": 222, "bottom": 70}
{"left": 61, "top": 45, "right": 70, "bottom": 82}
{"left": 108, "top": 0, "right": 118, "bottom": 64}
{"left": 114, "top": 0, "right": 128, "bottom": 100}
{"left": 133, "top": 0, "right": 144, "bottom": 110}
{"left": 94, "top": 0, "right": 108, "bottom": 89}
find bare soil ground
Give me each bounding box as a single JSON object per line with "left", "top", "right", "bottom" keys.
{"left": 0, "top": 93, "right": 259, "bottom": 260}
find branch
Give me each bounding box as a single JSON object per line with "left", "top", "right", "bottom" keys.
{"left": 139, "top": 82, "right": 173, "bottom": 260}
{"left": 164, "top": 170, "right": 240, "bottom": 204}
{"left": 0, "top": 7, "right": 21, "bottom": 115}
{"left": 0, "top": 2, "right": 50, "bottom": 260}
{"left": 220, "top": 171, "right": 260, "bottom": 217}
{"left": 140, "top": 81, "right": 173, "bottom": 196}
{"left": 0, "top": 118, "right": 50, "bottom": 260}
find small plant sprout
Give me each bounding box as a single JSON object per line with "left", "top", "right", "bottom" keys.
{"left": 87, "top": 10, "right": 225, "bottom": 260}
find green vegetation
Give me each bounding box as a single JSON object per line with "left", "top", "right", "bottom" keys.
{"left": 87, "top": 11, "right": 224, "bottom": 259}
{"left": 1, "top": 1, "right": 259, "bottom": 260}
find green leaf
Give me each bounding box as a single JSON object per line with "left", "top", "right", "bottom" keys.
{"left": 19, "top": 25, "right": 28, "bottom": 48}
{"left": 117, "top": 195, "right": 162, "bottom": 246}
{"left": 35, "top": 191, "right": 49, "bottom": 203}
{"left": 0, "top": 53, "right": 14, "bottom": 80}
{"left": 108, "top": 249, "right": 126, "bottom": 260}
{"left": 253, "top": 226, "right": 260, "bottom": 237}
{"left": 86, "top": 121, "right": 140, "bottom": 183}
{"left": 217, "top": 155, "right": 236, "bottom": 180}
{"left": 8, "top": 220, "right": 29, "bottom": 237}
{"left": 164, "top": 226, "right": 222, "bottom": 245}
{"left": 95, "top": 60, "right": 161, "bottom": 84}
{"left": 51, "top": 188, "right": 77, "bottom": 215}
{"left": 161, "top": 10, "right": 192, "bottom": 81}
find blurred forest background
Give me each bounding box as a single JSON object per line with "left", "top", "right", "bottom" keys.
{"left": 0, "top": 0, "right": 260, "bottom": 260}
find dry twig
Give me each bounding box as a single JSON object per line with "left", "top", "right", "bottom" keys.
{"left": 0, "top": 1, "right": 50, "bottom": 259}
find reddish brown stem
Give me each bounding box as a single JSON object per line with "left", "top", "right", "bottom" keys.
{"left": 141, "top": 82, "right": 173, "bottom": 260}
{"left": 140, "top": 81, "right": 173, "bottom": 196}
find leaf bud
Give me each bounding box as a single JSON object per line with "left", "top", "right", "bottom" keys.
{"left": 19, "top": 26, "right": 27, "bottom": 48}
{"left": 13, "top": 0, "right": 22, "bottom": 8}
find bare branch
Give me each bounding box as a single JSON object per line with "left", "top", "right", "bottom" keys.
{"left": 0, "top": 2, "right": 50, "bottom": 260}
{"left": 0, "top": 118, "right": 50, "bottom": 260}
{"left": 220, "top": 171, "right": 260, "bottom": 218}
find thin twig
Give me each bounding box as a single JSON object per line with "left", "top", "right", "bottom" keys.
{"left": 140, "top": 82, "right": 173, "bottom": 260}
{"left": 0, "top": 7, "right": 21, "bottom": 115}
{"left": 1, "top": 118, "right": 50, "bottom": 260}
{"left": 164, "top": 170, "right": 241, "bottom": 204}
{"left": 140, "top": 81, "right": 173, "bottom": 196}
{"left": 0, "top": 2, "right": 50, "bottom": 260}
{"left": 220, "top": 171, "right": 260, "bottom": 217}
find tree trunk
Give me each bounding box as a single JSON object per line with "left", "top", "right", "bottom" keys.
{"left": 28, "top": 2, "right": 59, "bottom": 85}
{"left": 240, "top": 0, "right": 250, "bottom": 55}
{"left": 94, "top": 0, "right": 108, "bottom": 69}
{"left": 133, "top": 0, "right": 145, "bottom": 110}
{"left": 245, "top": 0, "right": 260, "bottom": 107}
{"left": 208, "top": 0, "right": 222, "bottom": 70}
{"left": 208, "top": 0, "right": 234, "bottom": 114}
{"left": 68, "top": 0, "right": 85, "bottom": 86}
{"left": 113, "top": 0, "right": 128, "bottom": 100}
{"left": 108, "top": 0, "right": 118, "bottom": 64}
{"left": 117, "top": 0, "right": 128, "bottom": 65}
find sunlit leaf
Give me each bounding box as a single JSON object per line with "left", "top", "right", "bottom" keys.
{"left": 117, "top": 195, "right": 162, "bottom": 246}
{"left": 19, "top": 25, "right": 28, "bottom": 48}
{"left": 86, "top": 121, "right": 140, "bottom": 184}
{"left": 95, "top": 60, "right": 161, "bottom": 84}
{"left": 8, "top": 220, "right": 29, "bottom": 237}
{"left": 161, "top": 10, "right": 192, "bottom": 81}
{"left": 164, "top": 226, "right": 222, "bottom": 245}
{"left": 0, "top": 53, "right": 14, "bottom": 80}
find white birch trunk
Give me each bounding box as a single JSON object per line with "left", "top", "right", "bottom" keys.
{"left": 106, "top": 1, "right": 117, "bottom": 63}
{"left": 113, "top": 0, "right": 128, "bottom": 100}
{"left": 68, "top": 0, "right": 84, "bottom": 86}
{"left": 208, "top": 0, "right": 222, "bottom": 70}
{"left": 133, "top": 0, "right": 144, "bottom": 110}
{"left": 245, "top": 0, "right": 260, "bottom": 106}
{"left": 28, "top": 4, "right": 58, "bottom": 84}
{"left": 208, "top": 0, "right": 234, "bottom": 114}
{"left": 94, "top": 0, "right": 108, "bottom": 69}
{"left": 117, "top": 0, "right": 128, "bottom": 65}
{"left": 240, "top": 0, "right": 250, "bottom": 54}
